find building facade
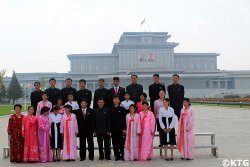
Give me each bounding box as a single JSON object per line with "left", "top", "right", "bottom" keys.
{"left": 4, "top": 32, "right": 250, "bottom": 98}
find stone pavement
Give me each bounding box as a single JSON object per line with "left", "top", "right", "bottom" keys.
{"left": 0, "top": 105, "right": 249, "bottom": 167}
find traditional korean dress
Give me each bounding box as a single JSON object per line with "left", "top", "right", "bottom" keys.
{"left": 36, "top": 100, "right": 52, "bottom": 116}
{"left": 22, "top": 115, "right": 40, "bottom": 162}
{"left": 49, "top": 113, "right": 62, "bottom": 149}
{"left": 124, "top": 113, "right": 141, "bottom": 161}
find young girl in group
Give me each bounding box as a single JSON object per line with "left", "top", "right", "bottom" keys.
{"left": 158, "top": 98, "right": 177, "bottom": 161}
{"left": 139, "top": 101, "right": 155, "bottom": 161}
{"left": 136, "top": 92, "right": 150, "bottom": 113}
{"left": 124, "top": 104, "right": 141, "bottom": 161}
{"left": 60, "top": 104, "right": 78, "bottom": 161}
{"left": 38, "top": 106, "right": 52, "bottom": 163}
{"left": 56, "top": 97, "right": 65, "bottom": 115}
{"left": 49, "top": 106, "right": 63, "bottom": 161}
{"left": 177, "top": 98, "right": 195, "bottom": 160}
{"left": 22, "top": 106, "right": 40, "bottom": 162}
{"left": 7, "top": 104, "right": 24, "bottom": 163}
{"left": 36, "top": 92, "right": 52, "bottom": 116}
{"left": 120, "top": 91, "right": 134, "bottom": 114}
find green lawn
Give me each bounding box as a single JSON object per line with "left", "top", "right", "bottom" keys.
{"left": 0, "top": 104, "right": 28, "bottom": 116}
{"left": 192, "top": 102, "right": 250, "bottom": 109}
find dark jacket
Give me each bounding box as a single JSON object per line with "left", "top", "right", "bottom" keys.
{"left": 73, "top": 108, "right": 94, "bottom": 135}
{"left": 110, "top": 106, "right": 126, "bottom": 134}
{"left": 30, "top": 90, "right": 43, "bottom": 112}
{"left": 76, "top": 89, "right": 92, "bottom": 107}
{"left": 60, "top": 87, "right": 77, "bottom": 104}
{"left": 93, "top": 88, "right": 110, "bottom": 109}
{"left": 167, "top": 83, "right": 185, "bottom": 108}
{"left": 126, "top": 84, "right": 143, "bottom": 104}
{"left": 93, "top": 107, "right": 110, "bottom": 134}
{"left": 109, "top": 86, "right": 125, "bottom": 104}
{"left": 45, "top": 87, "right": 61, "bottom": 106}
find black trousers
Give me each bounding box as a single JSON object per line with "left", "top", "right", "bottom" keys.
{"left": 79, "top": 133, "right": 94, "bottom": 160}
{"left": 97, "top": 134, "right": 111, "bottom": 159}
{"left": 111, "top": 132, "right": 124, "bottom": 159}
{"left": 173, "top": 106, "right": 182, "bottom": 120}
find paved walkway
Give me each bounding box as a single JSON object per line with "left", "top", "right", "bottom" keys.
{"left": 0, "top": 105, "right": 249, "bottom": 167}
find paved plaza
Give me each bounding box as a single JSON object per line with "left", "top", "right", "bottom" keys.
{"left": 0, "top": 105, "right": 249, "bottom": 167}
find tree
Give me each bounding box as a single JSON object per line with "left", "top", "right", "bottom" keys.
{"left": 7, "top": 71, "right": 22, "bottom": 104}
{"left": 0, "top": 69, "right": 6, "bottom": 101}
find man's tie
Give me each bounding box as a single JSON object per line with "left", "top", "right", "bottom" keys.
{"left": 115, "top": 87, "right": 118, "bottom": 95}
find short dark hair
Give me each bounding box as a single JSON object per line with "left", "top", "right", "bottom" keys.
{"left": 41, "top": 106, "right": 50, "bottom": 115}
{"left": 140, "top": 92, "right": 147, "bottom": 99}
{"left": 64, "top": 104, "right": 72, "bottom": 110}
{"left": 172, "top": 74, "right": 180, "bottom": 78}
{"left": 27, "top": 106, "right": 34, "bottom": 110}
{"left": 14, "top": 104, "right": 22, "bottom": 110}
{"left": 65, "top": 78, "right": 73, "bottom": 82}
{"left": 164, "top": 98, "right": 170, "bottom": 103}
{"left": 79, "top": 79, "right": 86, "bottom": 84}
{"left": 49, "top": 78, "right": 56, "bottom": 82}
{"left": 131, "top": 74, "right": 138, "bottom": 78}
{"left": 42, "top": 92, "right": 48, "bottom": 96}
{"left": 97, "top": 98, "right": 105, "bottom": 102}
{"left": 142, "top": 101, "right": 149, "bottom": 106}
{"left": 113, "top": 95, "right": 120, "bottom": 100}
{"left": 52, "top": 105, "right": 60, "bottom": 112}
{"left": 79, "top": 98, "right": 88, "bottom": 104}
{"left": 129, "top": 104, "right": 137, "bottom": 110}
{"left": 124, "top": 91, "right": 131, "bottom": 96}
{"left": 113, "top": 77, "right": 120, "bottom": 81}
{"left": 183, "top": 98, "right": 191, "bottom": 106}
{"left": 34, "top": 82, "right": 40, "bottom": 86}
{"left": 56, "top": 96, "right": 63, "bottom": 101}
{"left": 99, "top": 79, "right": 105, "bottom": 82}
{"left": 153, "top": 74, "right": 159, "bottom": 77}
{"left": 67, "top": 93, "right": 74, "bottom": 97}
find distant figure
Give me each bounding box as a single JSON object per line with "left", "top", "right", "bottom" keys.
{"left": 149, "top": 74, "right": 166, "bottom": 112}
{"left": 76, "top": 79, "right": 92, "bottom": 107}
{"left": 177, "top": 98, "right": 195, "bottom": 160}
{"left": 36, "top": 92, "right": 52, "bottom": 117}
{"left": 109, "top": 77, "right": 125, "bottom": 105}
{"left": 7, "top": 104, "right": 24, "bottom": 163}
{"left": 30, "top": 81, "right": 43, "bottom": 116}
{"left": 60, "top": 105, "right": 78, "bottom": 161}
{"left": 93, "top": 79, "right": 110, "bottom": 109}
{"left": 124, "top": 104, "right": 141, "bottom": 161}
{"left": 37, "top": 106, "right": 52, "bottom": 163}
{"left": 126, "top": 75, "right": 143, "bottom": 104}
{"left": 167, "top": 74, "right": 184, "bottom": 120}
{"left": 22, "top": 106, "right": 40, "bottom": 162}
{"left": 60, "top": 78, "right": 77, "bottom": 104}
{"left": 139, "top": 101, "right": 155, "bottom": 161}
{"left": 45, "top": 78, "right": 61, "bottom": 106}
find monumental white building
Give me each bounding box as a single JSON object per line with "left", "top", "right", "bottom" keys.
{"left": 4, "top": 32, "right": 250, "bottom": 98}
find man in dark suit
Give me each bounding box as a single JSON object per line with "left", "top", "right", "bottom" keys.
{"left": 73, "top": 99, "right": 94, "bottom": 161}
{"left": 149, "top": 74, "right": 166, "bottom": 112}
{"left": 110, "top": 95, "right": 126, "bottom": 161}
{"left": 93, "top": 98, "right": 111, "bottom": 160}
{"left": 76, "top": 79, "right": 92, "bottom": 107}
{"left": 126, "top": 75, "right": 143, "bottom": 104}
{"left": 109, "top": 77, "right": 125, "bottom": 106}
{"left": 167, "top": 74, "right": 185, "bottom": 120}
{"left": 30, "top": 81, "right": 43, "bottom": 115}
{"left": 60, "top": 78, "right": 77, "bottom": 104}
{"left": 93, "top": 79, "right": 110, "bottom": 109}
{"left": 45, "top": 78, "right": 61, "bottom": 106}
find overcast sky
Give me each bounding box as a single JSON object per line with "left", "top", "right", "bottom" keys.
{"left": 1, "top": 0, "right": 250, "bottom": 76}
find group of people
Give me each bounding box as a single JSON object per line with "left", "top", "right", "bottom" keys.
{"left": 7, "top": 74, "right": 195, "bottom": 163}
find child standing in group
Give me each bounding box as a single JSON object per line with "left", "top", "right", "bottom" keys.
{"left": 158, "top": 98, "right": 177, "bottom": 161}
{"left": 136, "top": 92, "right": 150, "bottom": 113}
{"left": 60, "top": 104, "right": 78, "bottom": 161}
{"left": 139, "top": 101, "right": 155, "bottom": 161}
{"left": 38, "top": 106, "right": 52, "bottom": 163}
{"left": 124, "top": 104, "right": 141, "bottom": 161}
{"left": 22, "top": 106, "right": 40, "bottom": 162}
{"left": 36, "top": 92, "right": 52, "bottom": 116}
{"left": 65, "top": 93, "right": 79, "bottom": 111}
{"left": 50, "top": 106, "right": 63, "bottom": 162}
{"left": 7, "top": 104, "right": 24, "bottom": 163}
{"left": 177, "top": 98, "right": 195, "bottom": 160}
{"left": 120, "top": 91, "right": 134, "bottom": 114}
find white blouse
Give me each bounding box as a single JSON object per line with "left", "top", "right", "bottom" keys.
{"left": 120, "top": 100, "right": 134, "bottom": 110}
{"left": 65, "top": 101, "right": 79, "bottom": 110}
{"left": 158, "top": 106, "right": 176, "bottom": 129}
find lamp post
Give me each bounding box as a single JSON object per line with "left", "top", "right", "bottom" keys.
{"left": 21, "top": 84, "right": 30, "bottom": 111}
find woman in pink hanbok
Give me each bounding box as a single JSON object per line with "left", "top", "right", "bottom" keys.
{"left": 124, "top": 104, "right": 141, "bottom": 161}
{"left": 38, "top": 106, "right": 52, "bottom": 163}
{"left": 177, "top": 98, "right": 195, "bottom": 160}
{"left": 139, "top": 101, "right": 155, "bottom": 161}
{"left": 60, "top": 104, "right": 78, "bottom": 161}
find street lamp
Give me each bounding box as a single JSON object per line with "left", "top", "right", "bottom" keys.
{"left": 21, "top": 83, "right": 30, "bottom": 111}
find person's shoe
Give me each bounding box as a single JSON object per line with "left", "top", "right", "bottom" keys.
{"left": 147, "top": 158, "right": 151, "bottom": 161}
{"left": 99, "top": 157, "right": 104, "bottom": 160}
{"left": 57, "top": 159, "right": 61, "bottom": 162}
{"left": 181, "top": 157, "right": 185, "bottom": 160}
{"left": 170, "top": 157, "right": 174, "bottom": 161}
{"left": 89, "top": 158, "right": 94, "bottom": 161}
{"left": 66, "top": 159, "right": 70, "bottom": 162}
{"left": 115, "top": 157, "right": 120, "bottom": 161}
{"left": 106, "top": 157, "right": 111, "bottom": 161}
{"left": 80, "top": 158, "right": 85, "bottom": 161}
{"left": 165, "top": 158, "right": 170, "bottom": 161}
